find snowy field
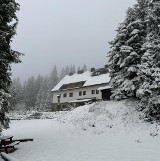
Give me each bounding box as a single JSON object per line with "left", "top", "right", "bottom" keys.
{"left": 1, "top": 100, "right": 160, "bottom": 161}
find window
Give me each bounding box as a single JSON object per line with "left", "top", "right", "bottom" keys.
{"left": 83, "top": 91, "right": 86, "bottom": 95}
{"left": 91, "top": 90, "right": 95, "bottom": 94}
{"left": 79, "top": 91, "right": 82, "bottom": 96}
{"left": 96, "top": 90, "right": 99, "bottom": 94}
{"left": 69, "top": 93, "right": 73, "bottom": 97}
{"left": 63, "top": 93, "right": 67, "bottom": 98}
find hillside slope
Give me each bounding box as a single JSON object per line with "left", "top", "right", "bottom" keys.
{"left": 3, "top": 100, "right": 160, "bottom": 161}
{"left": 57, "top": 100, "right": 159, "bottom": 136}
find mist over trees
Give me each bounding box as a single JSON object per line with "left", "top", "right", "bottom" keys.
{"left": 109, "top": 0, "right": 160, "bottom": 121}
{"left": 10, "top": 64, "right": 88, "bottom": 111}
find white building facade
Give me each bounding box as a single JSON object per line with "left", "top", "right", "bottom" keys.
{"left": 51, "top": 68, "right": 111, "bottom": 110}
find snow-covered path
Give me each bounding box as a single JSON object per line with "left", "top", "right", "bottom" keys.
{"left": 2, "top": 119, "right": 160, "bottom": 161}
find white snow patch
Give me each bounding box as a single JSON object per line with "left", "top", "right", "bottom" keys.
{"left": 97, "top": 86, "right": 112, "bottom": 90}
{"left": 2, "top": 100, "right": 160, "bottom": 161}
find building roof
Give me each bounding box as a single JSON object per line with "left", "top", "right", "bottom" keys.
{"left": 97, "top": 86, "right": 112, "bottom": 91}
{"left": 51, "top": 70, "right": 111, "bottom": 92}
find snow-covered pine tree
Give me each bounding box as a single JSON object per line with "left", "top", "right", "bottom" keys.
{"left": 65, "top": 65, "right": 70, "bottom": 75}
{"left": 35, "top": 76, "right": 51, "bottom": 110}
{"left": 9, "top": 85, "right": 18, "bottom": 110}
{"left": 0, "top": 0, "right": 22, "bottom": 132}
{"left": 13, "top": 78, "right": 23, "bottom": 102}
{"left": 69, "top": 65, "right": 76, "bottom": 74}
{"left": 109, "top": 0, "right": 160, "bottom": 121}
{"left": 34, "top": 75, "right": 43, "bottom": 98}
{"left": 50, "top": 65, "right": 59, "bottom": 89}
{"left": 109, "top": 0, "right": 149, "bottom": 100}
{"left": 60, "top": 67, "right": 66, "bottom": 80}
{"left": 137, "top": 34, "right": 160, "bottom": 120}
{"left": 35, "top": 88, "right": 43, "bottom": 110}
{"left": 25, "top": 77, "right": 36, "bottom": 108}
{"left": 137, "top": 0, "right": 160, "bottom": 120}
{"left": 60, "top": 65, "right": 74, "bottom": 80}
{"left": 82, "top": 64, "right": 87, "bottom": 72}
{"left": 43, "top": 89, "right": 52, "bottom": 111}
{"left": 34, "top": 75, "right": 43, "bottom": 110}
{"left": 77, "top": 66, "right": 81, "bottom": 72}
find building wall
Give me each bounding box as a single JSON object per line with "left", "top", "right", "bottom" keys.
{"left": 52, "top": 84, "right": 108, "bottom": 104}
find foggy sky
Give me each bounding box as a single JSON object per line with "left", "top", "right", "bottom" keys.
{"left": 12, "top": 0, "right": 136, "bottom": 81}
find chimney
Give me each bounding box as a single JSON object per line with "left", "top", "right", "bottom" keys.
{"left": 90, "top": 68, "right": 95, "bottom": 72}
{"left": 69, "top": 72, "right": 73, "bottom": 76}
{"left": 78, "top": 70, "right": 83, "bottom": 74}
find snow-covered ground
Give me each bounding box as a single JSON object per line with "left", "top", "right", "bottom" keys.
{"left": 1, "top": 100, "right": 160, "bottom": 161}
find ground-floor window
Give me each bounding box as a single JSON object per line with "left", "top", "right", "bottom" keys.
{"left": 91, "top": 90, "right": 95, "bottom": 94}
{"left": 79, "top": 91, "right": 82, "bottom": 96}
{"left": 96, "top": 90, "right": 99, "bottom": 94}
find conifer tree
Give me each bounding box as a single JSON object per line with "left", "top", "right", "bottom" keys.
{"left": 35, "top": 76, "right": 51, "bottom": 110}
{"left": 77, "top": 67, "right": 81, "bottom": 72}
{"left": 34, "top": 75, "right": 43, "bottom": 98}
{"left": 13, "top": 78, "right": 23, "bottom": 102}
{"left": 60, "top": 67, "right": 66, "bottom": 80}
{"left": 0, "top": 0, "right": 22, "bottom": 132}
{"left": 137, "top": 0, "right": 160, "bottom": 120}
{"left": 9, "top": 85, "right": 18, "bottom": 110}
{"left": 44, "top": 89, "right": 52, "bottom": 110}
{"left": 109, "top": 0, "right": 160, "bottom": 120}
{"left": 109, "top": 0, "right": 149, "bottom": 100}
{"left": 65, "top": 65, "right": 70, "bottom": 75}
{"left": 69, "top": 65, "right": 76, "bottom": 74}
{"left": 82, "top": 64, "right": 87, "bottom": 71}
{"left": 25, "top": 77, "right": 35, "bottom": 108}
{"left": 50, "top": 65, "right": 59, "bottom": 88}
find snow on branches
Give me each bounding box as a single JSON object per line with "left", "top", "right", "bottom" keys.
{"left": 109, "top": 0, "right": 160, "bottom": 121}
{"left": 0, "top": 0, "right": 22, "bottom": 132}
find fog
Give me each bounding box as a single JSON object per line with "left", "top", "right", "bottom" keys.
{"left": 12, "top": 0, "right": 136, "bottom": 81}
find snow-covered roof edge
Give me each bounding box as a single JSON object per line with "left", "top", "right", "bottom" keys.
{"left": 51, "top": 70, "right": 111, "bottom": 92}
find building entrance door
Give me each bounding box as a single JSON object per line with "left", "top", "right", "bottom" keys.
{"left": 101, "top": 89, "right": 112, "bottom": 100}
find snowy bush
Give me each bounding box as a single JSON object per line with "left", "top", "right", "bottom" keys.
{"left": 142, "top": 95, "right": 160, "bottom": 121}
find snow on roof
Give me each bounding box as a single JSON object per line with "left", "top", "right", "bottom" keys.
{"left": 51, "top": 71, "right": 111, "bottom": 92}
{"left": 84, "top": 72, "right": 110, "bottom": 86}
{"left": 97, "top": 86, "right": 112, "bottom": 91}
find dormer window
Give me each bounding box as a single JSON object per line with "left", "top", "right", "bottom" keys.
{"left": 59, "top": 81, "right": 85, "bottom": 90}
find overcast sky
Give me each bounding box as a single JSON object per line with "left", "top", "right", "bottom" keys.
{"left": 12, "top": 0, "right": 136, "bottom": 81}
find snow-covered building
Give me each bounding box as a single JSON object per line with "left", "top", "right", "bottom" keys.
{"left": 51, "top": 67, "right": 111, "bottom": 110}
